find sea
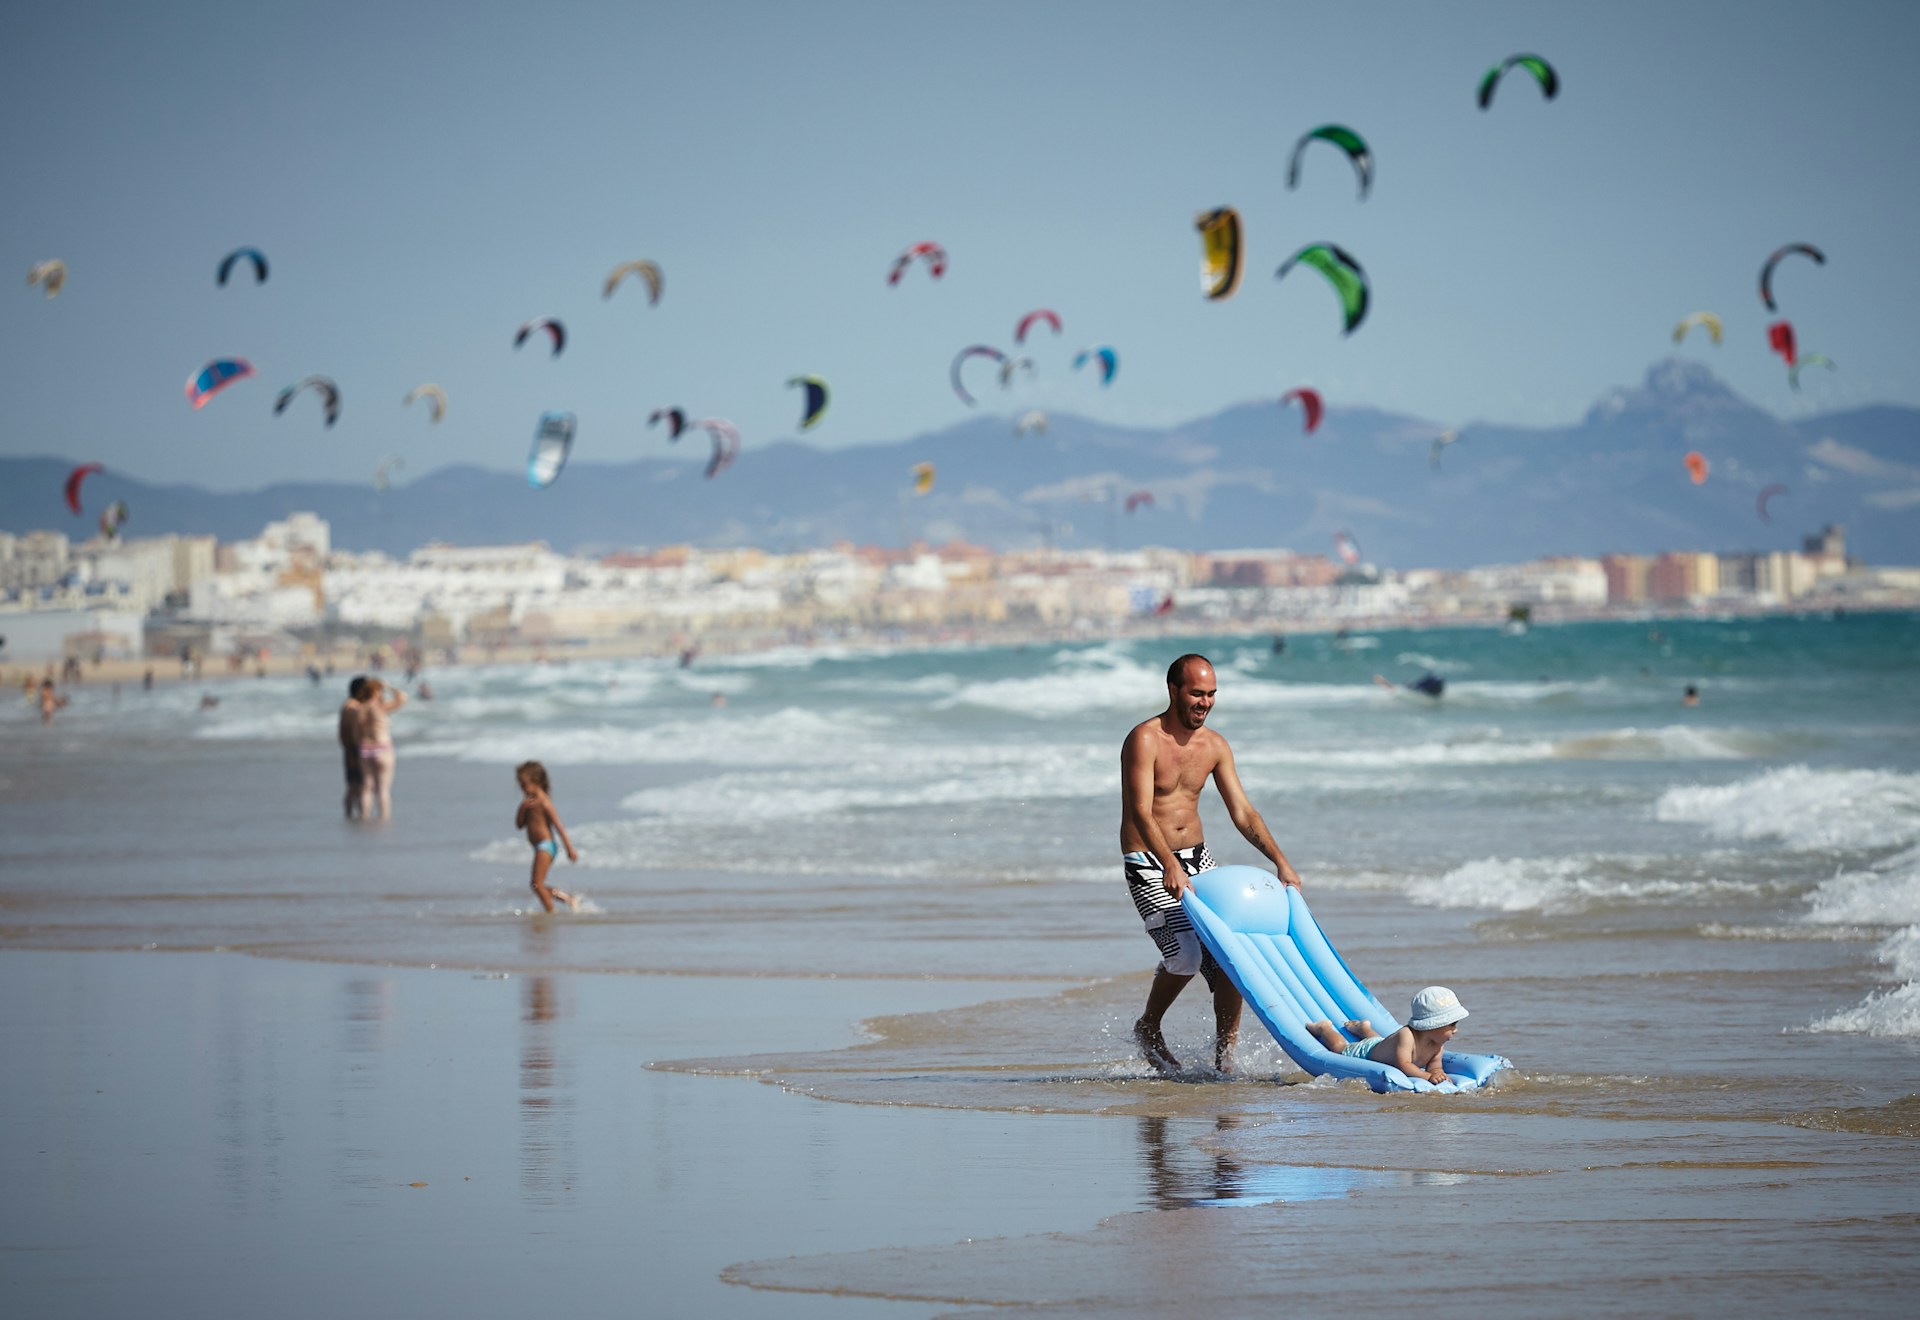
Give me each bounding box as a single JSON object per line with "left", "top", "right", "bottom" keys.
{"left": 5, "top": 611, "right": 1918, "bottom": 1314}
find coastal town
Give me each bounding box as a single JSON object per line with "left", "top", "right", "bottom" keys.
{"left": 3, "top": 512, "right": 1913, "bottom": 673}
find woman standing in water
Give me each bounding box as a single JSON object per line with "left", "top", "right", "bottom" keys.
{"left": 357, "top": 677, "right": 407, "bottom": 820}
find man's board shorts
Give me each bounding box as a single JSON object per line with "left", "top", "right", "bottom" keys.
{"left": 342, "top": 745, "right": 364, "bottom": 786}
{"left": 1123, "top": 843, "right": 1222, "bottom": 988}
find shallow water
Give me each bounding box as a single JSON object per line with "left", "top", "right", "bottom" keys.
{"left": 4, "top": 613, "right": 1917, "bottom": 1310}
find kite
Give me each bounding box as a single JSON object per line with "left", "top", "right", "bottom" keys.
{"left": 788, "top": 375, "right": 829, "bottom": 430}
{"left": 1333, "top": 530, "right": 1362, "bottom": 566}
{"left": 998, "top": 356, "right": 1036, "bottom": 388}
{"left": 1014, "top": 410, "right": 1048, "bottom": 436}
{"left": 217, "top": 248, "right": 269, "bottom": 285}
{"left": 603, "top": 259, "right": 662, "bottom": 304}
{"left": 1073, "top": 346, "right": 1118, "bottom": 386}
{"left": 1429, "top": 430, "right": 1462, "bottom": 469}
{"left": 1478, "top": 54, "right": 1559, "bottom": 109}
{"left": 98, "top": 501, "right": 129, "bottom": 541}
{"left": 527, "top": 412, "right": 575, "bottom": 489}
{"left": 186, "top": 358, "right": 254, "bottom": 408}
{"left": 1672, "top": 311, "right": 1722, "bottom": 346}
{"left": 1279, "top": 387, "right": 1323, "bottom": 434}
{"left": 887, "top": 241, "right": 947, "bottom": 286}
{"left": 274, "top": 375, "right": 341, "bottom": 428}
{"left": 1124, "top": 490, "right": 1154, "bottom": 515}
{"left": 1194, "top": 207, "right": 1243, "bottom": 301}
{"left": 912, "top": 462, "right": 935, "bottom": 495}
{"left": 1759, "top": 243, "right": 1824, "bottom": 312}
{"left": 1276, "top": 243, "right": 1369, "bottom": 335}
{"left": 1684, "top": 451, "right": 1709, "bottom": 485}
{"left": 1756, "top": 484, "right": 1789, "bottom": 523}
{"left": 27, "top": 260, "right": 66, "bottom": 297}
{"left": 404, "top": 384, "right": 447, "bottom": 423}
{"left": 1788, "top": 353, "right": 1835, "bottom": 391}
{"left": 65, "top": 463, "right": 104, "bottom": 515}
{"left": 373, "top": 456, "right": 405, "bottom": 493}
{"left": 949, "top": 344, "right": 1006, "bottom": 406}
{"left": 697, "top": 418, "right": 740, "bottom": 479}
{"left": 648, "top": 406, "right": 689, "bottom": 439}
{"left": 1285, "top": 125, "right": 1372, "bottom": 200}
{"left": 1767, "top": 320, "right": 1797, "bottom": 368}
{"left": 1014, "top": 309, "right": 1062, "bottom": 343}
{"left": 514, "top": 317, "right": 566, "bottom": 357}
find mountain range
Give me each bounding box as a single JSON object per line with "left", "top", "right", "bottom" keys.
{"left": 5, "top": 360, "right": 1916, "bottom": 568}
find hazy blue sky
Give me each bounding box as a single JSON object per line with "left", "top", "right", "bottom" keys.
{"left": 4, "top": 0, "right": 1916, "bottom": 490}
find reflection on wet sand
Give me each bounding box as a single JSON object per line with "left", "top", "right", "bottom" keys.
{"left": 519, "top": 965, "right": 575, "bottom": 1203}
{"left": 1136, "top": 1114, "right": 1422, "bottom": 1209}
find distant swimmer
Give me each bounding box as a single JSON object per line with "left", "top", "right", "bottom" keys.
{"left": 198, "top": 694, "right": 220, "bottom": 710}
{"left": 679, "top": 645, "right": 700, "bottom": 669}
{"left": 515, "top": 761, "right": 580, "bottom": 913}
{"left": 1122, "top": 654, "right": 1304, "bottom": 1075}
{"left": 38, "top": 678, "right": 69, "bottom": 724}
{"left": 1683, "top": 684, "right": 1699, "bottom": 707}
{"left": 1374, "top": 672, "right": 1445, "bottom": 699}
{"left": 416, "top": 680, "right": 434, "bottom": 701}
{"left": 1270, "top": 634, "right": 1288, "bottom": 655}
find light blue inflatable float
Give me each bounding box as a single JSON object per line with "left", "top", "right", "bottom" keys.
{"left": 1182, "top": 866, "right": 1510, "bottom": 1094}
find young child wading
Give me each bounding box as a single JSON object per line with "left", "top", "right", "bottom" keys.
{"left": 515, "top": 761, "right": 580, "bottom": 913}
{"left": 1306, "top": 986, "right": 1470, "bottom": 1086}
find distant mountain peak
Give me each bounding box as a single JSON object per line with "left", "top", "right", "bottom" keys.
{"left": 1585, "top": 357, "right": 1745, "bottom": 424}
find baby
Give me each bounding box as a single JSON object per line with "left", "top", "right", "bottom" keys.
{"left": 1306, "top": 986, "right": 1470, "bottom": 1085}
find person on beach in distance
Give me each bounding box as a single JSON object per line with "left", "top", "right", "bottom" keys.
{"left": 38, "top": 677, "right": 68, "bottom": 724}
{"left": 1122, "top": 653, "right": 1303, "bottom": 1074}
{"left": 357, "top": 677, "right": 407, "bottom": 820}
{"left": 1305, "top": 986, "right": 1470, "bottom": 1087}
{"left": 338, "top": 677, "right": 369, "bottom": 820}
{"left": 515, "top": 761, "right": 579, "bottom": 913}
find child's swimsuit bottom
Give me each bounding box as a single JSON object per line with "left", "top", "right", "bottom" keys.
{"left": 1342, "top": 1037, "right": 1384, "bottom": 1060}
{"left": 533, "top": 837, "right": 560, "bottom": 859}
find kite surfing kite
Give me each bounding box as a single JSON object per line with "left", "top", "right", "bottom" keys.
{"left": 1684, "top": 451, "right": 1709, "bottom": 485}
{"left": 1195, "top": 207, "right": 1243, "bottom": 301}
{"left": 65, "top": 463, "right": 104, "bottom": 515}
{"left": 217, "top": 248, "right": 269, "bottom": 285}
{"left": 186, "top": 358, "right": 254, "bottom": 408}
{"left": 1429, "top": 430, "right": 1462, "bottom": 469}
{"left": 1788, "top": 353, "right": 1835, "bottom": 391}
{"left": 27, "top": 260, "right": 66, "bottom": 297}
{"left": 1673, "top": 311, "right": 1723, "bottom": 346}
{"left": 1477, "top": 54, "right": 1559, "bottom": 109}
{"left": 1286, "top": 125, "right": 1372, "bottom": 200}
{"left": 373, "top": 456, "right": 405, "bottom": 493}
{"left": 1276, "top": 243, "right": 1368, "bottom": 335}
{"left": 999, "top": 356, "right": 1036, "bottom": 388}
{"left": 1333, "top": 530, "right": 1362, "bottom": 566}
{"left": 1014, "top": 309, "right": 1062, "bottom": 343}
{"left": 698, "top": 418, "right": 740, "bottom": 479}
{"left": 275, "top": 376, "right": 341, "bottom": 428}
{"left": 404, "top": 384, "right": 447, "bottom": 423}
{"left": 949, "top": 344, "right": 1006, "bottom": 406}
{"left": 1124, "top": 490, "right": 1155, "bottom": 515}
{"left": 648, "top": 406, "right": 688, "bottom": 439}
{"left": 887, "top": 241, "right": 947, "bottom": 286}
{"left": 912, "top": 462, "right": 936, "bottom": 496}
{"left": 1015, "top": 410, "right": 1048, "bottom": 436}
{"left": 98, "top": 501, "right": 129, "bottom": 541}
{"left": 1759, "top": 243, "right": 1824, "bottom": 312}
{"left": 1073, "top": 346, "right": 1118, "bottom": 386}
{"left": 527, "top": 413, "right": 575, "bottom": 489}
{"left": 514, "top": 317, "right": 566, "bottom": 357}
{"left": 1767, "top": 320, "right": 1797, "bottom": 368}
{"left": 788, "top": 375, "right": 829, "bottom": 430}
{"left": 1279, "top": 387, "right": 1323, "bottom": 434}
{"left": 1756, "top": 484, "right": 1789, "bottom": 523}
{"left": 603, "top": 259, "right": 663, "bottom": 304}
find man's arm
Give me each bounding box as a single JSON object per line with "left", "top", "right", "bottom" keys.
{"left": 1210, "top": 740, "right": 1303, "bottom": 887}
{"left": 1121, "top": 725, "right": 1193, "bottom": 898}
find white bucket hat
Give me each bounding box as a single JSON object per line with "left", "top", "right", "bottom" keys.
{"left": 1409, "top": 986, "right": 1468, "bottom": 1031}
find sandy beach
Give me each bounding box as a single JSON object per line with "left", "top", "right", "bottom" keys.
{"left": 5, "top": 617, "right": 1918, "bottom": 1316}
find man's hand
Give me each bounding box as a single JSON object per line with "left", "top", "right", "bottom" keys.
{"left": 1160, "top": 868, "right": 1189, "bottom": 899}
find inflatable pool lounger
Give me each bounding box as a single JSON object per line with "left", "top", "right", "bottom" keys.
{"left": 1182, "top": 865, "right": 1510, "bottom": 1093}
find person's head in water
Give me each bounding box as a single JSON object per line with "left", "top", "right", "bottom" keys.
{"left": 1165, "top": 654, "right": 1216, "bottom": 731}
{"left": 1683, "top": 685, "right": 1699, "bottom": 707}
{"left": 349, "top": 675, "right": 371, "bottom": 701}
{"left": 516, "top": 761, "right": 552, "bottom": 794}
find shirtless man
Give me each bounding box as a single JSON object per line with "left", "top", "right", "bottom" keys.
{"left": 338, "top": 677, "right": 369, "bottom": 819}
{"left": 1122, "top": 654, "right": 1302, "bottom": 1073}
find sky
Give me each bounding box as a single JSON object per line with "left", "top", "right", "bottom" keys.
{"left": 4, "top": 0, "right": 1917, "bottom": 491}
